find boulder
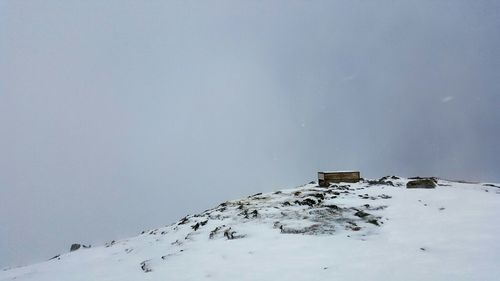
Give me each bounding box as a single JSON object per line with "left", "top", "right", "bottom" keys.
{"left": 406, "top": 178, "right": 436, "bottom": 189}
{"left": 70, "top": 244, "right": 81, "bottom": 252}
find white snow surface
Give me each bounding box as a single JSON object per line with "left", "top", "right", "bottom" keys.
{"left": 2, "top": 177, "right": 500, "bottom": 281}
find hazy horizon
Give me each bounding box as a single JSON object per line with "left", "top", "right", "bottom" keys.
{"left": 1, "top": 0, "right": 499, "bottom": 267}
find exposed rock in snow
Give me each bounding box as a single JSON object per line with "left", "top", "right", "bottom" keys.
{"left": 407, "top": 178, "right": 437, "bottom": 189}
{"left": 69, "top": 244, "right": 81, "bottom": 252}
{"left": 1, "top": 177, "right": 499, "bottom": 281}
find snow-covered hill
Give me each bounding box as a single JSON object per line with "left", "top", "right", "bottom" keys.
{"left": 2, "top": 177, "right": 499, "bottom": 281}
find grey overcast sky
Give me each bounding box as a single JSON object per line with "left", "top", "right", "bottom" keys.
{"left": 1, "top": 0, "right": 499, "bottom": 268}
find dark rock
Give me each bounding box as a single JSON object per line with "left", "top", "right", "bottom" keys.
{"left": 346, "top": 221, "right": 361, "bottom": 231}
{"left": 354, "top": 210, "right": 370, "bottom": 218}
{"left": 358, "top": 194, "right": 375, "bottom": 200}
{"left": 239, "top": 209, "right": 249, "bottom": 218}
{"left": 309, "top": 193, "right": 325, "bottom": 200}
{"left": 366, "top": 177, "right": 395, "bottom": 186}
{"left": 367, "top": 219, "right": 380, "bottom": 226}
{"left": 171, "top": 240, "right": 182, "bottom": 246}
{"left": 409, "top": 177, "right": 438, "bottom": 182}
{"left": 294, "top": 198, "right": 317, "bottom": 207}
{"left": 407, "top": 179, "right": 436, "bottom": 189}
{"left": 223, "top": 227, "right": 245, "bottom": 239}
{"left": 209, "top": 226, "right": 224, "bottom": 239}
{"left": 49, "top": 254, "right": 60, "bottom": 260}
{"left": 250, "top": 210, "right": 259, "bottom": 218}
{"left": 70, "top": 244, "right": 81, "bottom": 252}
{"left": 224, "top": 228, "right": 236, "bottom": 239}
{"left": 140, "top": 260, "right": 152, "bottom": 273}
{"left": 178, "top": 216, "right": 189, "bottom": 225}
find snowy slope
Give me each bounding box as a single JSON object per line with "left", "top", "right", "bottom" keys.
{"left": 2, "top": 177, "right": 499, "bottom": 281}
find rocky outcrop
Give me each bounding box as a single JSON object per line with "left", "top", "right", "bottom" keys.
{"left": 406, "top": 178, "right": 436, "bottom": 189}
{"left": 70, "top": 244, "right": 81, "bottom": 252}
{"left": 70, "top": 243, "right": 91, "bottom": 252}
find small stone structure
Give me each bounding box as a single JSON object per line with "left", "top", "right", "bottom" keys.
{"left": 318, "top": 171, "right": 361, "bottom": 187}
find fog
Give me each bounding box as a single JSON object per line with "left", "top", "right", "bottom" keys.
{"left": 1, "top": 0, "right": 499, "bottom": 267}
